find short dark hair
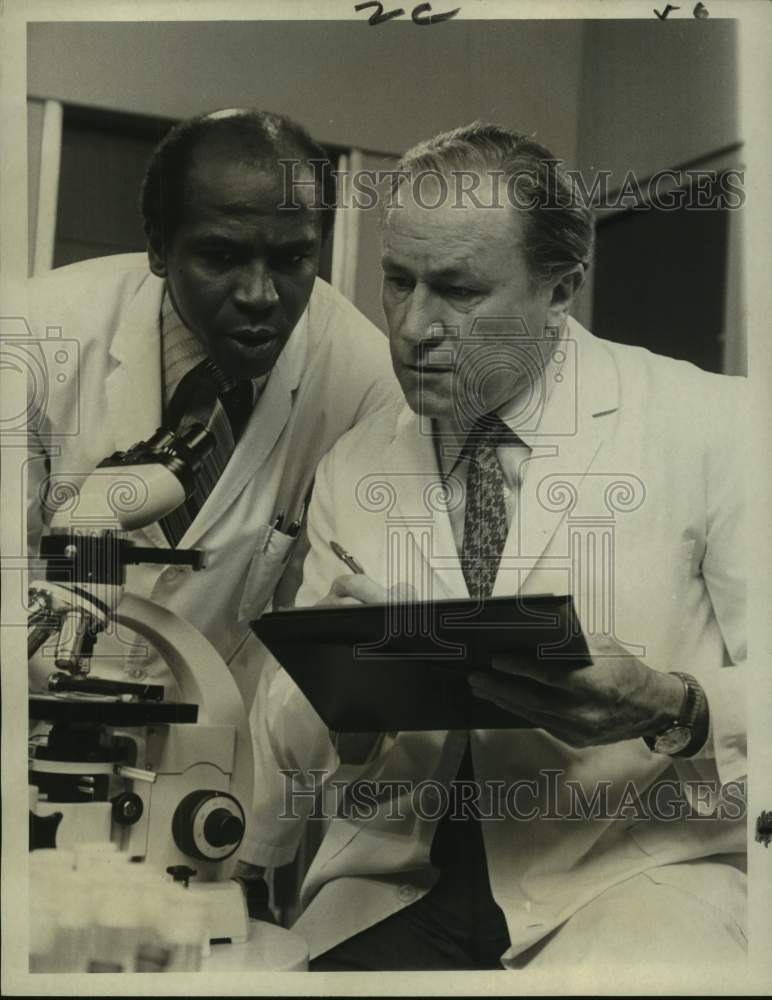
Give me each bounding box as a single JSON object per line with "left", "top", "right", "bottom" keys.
{"left": 140, "top": 109, "right": 336, "bottom": 246}
{"left": 393, "top": 121, "right": 594, "bottom": 289}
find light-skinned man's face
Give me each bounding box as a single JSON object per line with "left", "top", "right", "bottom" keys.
{"left": 381, "top": 173, "right": 578, "bottom": 429}
{"left": 149, "top": 148, "right": 322, "bottom": 381}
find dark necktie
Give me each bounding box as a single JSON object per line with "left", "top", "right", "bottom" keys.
{"left": 160, "top": 360, "right": 253, "bottom": 547}
{"left": 428, "top": 414, "right": 520, "bottom": 949}
{"left": 460, "top": 415, "right": 521, "bottom": 599}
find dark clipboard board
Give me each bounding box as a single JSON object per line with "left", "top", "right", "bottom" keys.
{"left": 252, "top": 593, "right": 591, "bottom": 732}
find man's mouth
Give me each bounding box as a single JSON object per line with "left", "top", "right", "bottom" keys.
{"left": 228, "top": 328, "right": 279, "bottom": 346}
{"left": 405, "top": 364, "right": 454, "bottom": 374}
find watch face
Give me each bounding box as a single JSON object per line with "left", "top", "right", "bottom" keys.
{"left": 654, "top": 725, "right": 692, "bottom": 755}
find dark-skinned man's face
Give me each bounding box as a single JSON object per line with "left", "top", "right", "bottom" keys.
{"left": 149, "top": 150, "right": 322, "bottom": 380}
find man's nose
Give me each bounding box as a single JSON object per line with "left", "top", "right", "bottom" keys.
{"left": 399, "top": 287, "right": 451, "bottom": 347}
{"left": 233, "top": 262, "right": 279, "bottom": 313}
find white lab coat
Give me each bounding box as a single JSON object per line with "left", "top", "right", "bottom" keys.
{"left": 25, "top": 252, "right": 402, "bottom": 701}
{"left": 247, "top": 318, "right": 747, "bottom": 961}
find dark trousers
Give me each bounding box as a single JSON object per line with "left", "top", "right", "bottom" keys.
{"left": 310, "top": 741, "right": 511, "bottom": 971}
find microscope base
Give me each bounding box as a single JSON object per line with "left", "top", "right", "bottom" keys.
{"left": 202, "top": 920, "right": 309, "bottom": 972}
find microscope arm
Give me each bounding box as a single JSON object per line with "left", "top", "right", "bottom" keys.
{"left": 114, "top": 592, "right": 254, "bottom": 819}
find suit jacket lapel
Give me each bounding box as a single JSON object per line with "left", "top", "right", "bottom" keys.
{"left": 493, "top": 320, "right": 620, "bottom": 596}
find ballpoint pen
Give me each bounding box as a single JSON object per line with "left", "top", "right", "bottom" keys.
{"left": 263, "top": 510, "right": 285, "bottom": 552}
{"left": 330, "top": 540, "right": 365, "bottom": 575}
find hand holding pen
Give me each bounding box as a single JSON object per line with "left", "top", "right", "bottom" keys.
{"left": 330, "top": 540, "right": 365, "bottom": 575}
{"left": 320, "top": 540, "right": 381, "bottom": 606}
{"left": 324, "top": 541, "right": 416, "bottom": 607}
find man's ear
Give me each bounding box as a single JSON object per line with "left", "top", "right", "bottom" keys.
{"left": 147, "top": 230, "right": 167, "bottom": 278}
{"left": 546, "top": 264, "right": 585, "bottom": 323}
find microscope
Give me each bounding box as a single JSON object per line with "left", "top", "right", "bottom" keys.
{"left": 27, "top": 425, "right": 258, "bottom": 950}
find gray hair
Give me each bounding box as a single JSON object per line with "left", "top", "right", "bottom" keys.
{"left": 392, "top": 121, "right": 594, "bottom": 289}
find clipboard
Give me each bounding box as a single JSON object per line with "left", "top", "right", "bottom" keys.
{"left": 252, "top": 594, "right": 591, "bottom": 732}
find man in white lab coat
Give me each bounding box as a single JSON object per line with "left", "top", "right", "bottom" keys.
{"left": 26, "top": 109, "right": 400, "bottom": 701}
{"left": 246, "top": 123, "right": 746, "bottom": 970}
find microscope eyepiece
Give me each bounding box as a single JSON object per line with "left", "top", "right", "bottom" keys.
{"left": 178, "top": 424, "right": 215, "bottom": 466}
{"left": 97, "top": 425, "right": 215, "bottom": 500}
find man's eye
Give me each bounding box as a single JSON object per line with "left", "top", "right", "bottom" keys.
{"left": 201, "top": 248, "right": 236, "bottom": 266}
{"left": 446, "top": 286, "right": 479, "bottom": 300}
{"left": 273, "top": 253, "right": 311, "bottom": 270}
{"left": 386, "top": 276, "right": 414, "bottom": 292}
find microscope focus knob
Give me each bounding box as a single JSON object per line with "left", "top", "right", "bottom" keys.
{"left": 204, "top": 809, "right": 244, "bottom": 848}
{"left": 111, "top": 792, "right": 144, "bottom": 826}
{"left": 172, "top": 790, "right": 245, "bottom": 862}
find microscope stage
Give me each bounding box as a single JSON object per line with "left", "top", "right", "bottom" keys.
{"left": 29, "top": 695, "right": 199, "bottom": 726}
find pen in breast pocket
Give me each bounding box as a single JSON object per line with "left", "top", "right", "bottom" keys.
{"left": 263, "top": 510, "right": 286, "bottom": 552}
{"left": 330, "top": 540, "right": 365, "bottom": 575}
{"left": 286, "top": 490, "right": 312, "bottom": 538}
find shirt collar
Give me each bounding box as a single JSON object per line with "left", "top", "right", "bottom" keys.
{"left": 431, "top": 325, "right": 568, "bottom": 478}
{"left": 160, "top": 287, "right": 270, "bottom": 403}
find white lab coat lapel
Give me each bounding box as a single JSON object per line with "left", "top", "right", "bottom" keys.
{"left": 104, "top": 269, "right": 167, "bottom": 548}
{"left": 103, "top": 274, "right": 308, "bottom": 551}
{"left": 378, "top": 322, "right": 621, "bottom": 603}
{"left": 492, "top": 320, "right": 620, "bottom": 597}
{"left": 177, "top": 313, "right": 309, "bottom": 548}
{"left": 104, "top": 270, "right": 164, "bottom": 449}
{"left": 380, "top": 406, "right": 469, "bottom": 601}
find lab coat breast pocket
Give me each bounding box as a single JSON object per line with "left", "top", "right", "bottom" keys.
{"left": 673, "top": 536, "right": 703, "bottom": 599}
{"left": 238, "top": 523, "right": 297, "bottom": 622}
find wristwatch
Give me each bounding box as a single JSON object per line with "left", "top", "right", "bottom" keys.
{"left": 643, "top": 672, "right": 709, "bottom": 757}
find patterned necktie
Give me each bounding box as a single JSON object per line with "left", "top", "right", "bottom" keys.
{"left": 460, "top": 415, "right": 521, "bottom": 599}
{"left": 428, "top": 414, "right": 524, "bottom": 904}
{"left": 160, "top": 360, "right": 253, "bottom": 547}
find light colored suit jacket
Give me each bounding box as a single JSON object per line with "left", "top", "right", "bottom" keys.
{"left": 25, "top": 252, "right": 402, "bottom": 700}
{"left": 248, "top": 318, "right": 746, "bottom": 961}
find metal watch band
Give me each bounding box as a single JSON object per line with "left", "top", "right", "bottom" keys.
{"left": 669, "top": 672, "right": 709, "bottom": 757}
{"left": 643, "top": 671, "right": 710, "bottom": 758}
{"left": 671, "top": 671, "right": 699, "bottom": 726}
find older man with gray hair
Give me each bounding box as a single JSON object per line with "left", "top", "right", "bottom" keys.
{"left": 246, "top": 122, "right": 746, "bottom": 971}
